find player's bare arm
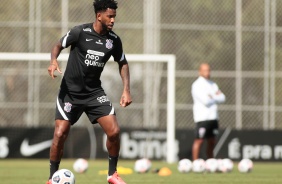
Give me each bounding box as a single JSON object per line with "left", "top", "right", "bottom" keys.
{"left": 48, "top": 41, "right": 63, "bottom": 79}
{"left": 118, "top": 60, "right": 132, "bottom": 107}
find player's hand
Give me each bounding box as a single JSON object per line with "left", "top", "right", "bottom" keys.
{"left": 216, "top": 90, "right": 222, "bottom": 95}
{"left": 120, "top": 91, "right": 132, "bottom": 107}
{"left": 48, "top": 61, "right": 62, "bottom": 79}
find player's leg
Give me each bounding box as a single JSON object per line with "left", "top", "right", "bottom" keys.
{"left": 98, "top": 115, "right": 120, "bottom": 172}
{"left": 206, "top": 137, "right": 216, "bottom": 158}
{"left": 85, "top": 94, "right": 126, "bottom": 184}
{"left": 86, "top": 97, "right": 120, "bottom": 175}
{"left": 192, "top": 138, "right": 204, "bottom": 160}
{"left": 47, "top": 93, "right": 82, "bottom": 184}
{"left": 205, "top": 120, "right": 219, "bottom": 159}
{"left": 98, "top": 115, "right": 126, "bottom": 184}
{"left": 46, "top": 120, "right": 71, "bottom": 184}
{"left": 48, "top": 120, "right": 71, "bottom": 178}
{"left": 192, "top": 122, "right": 206, "bottom": 160}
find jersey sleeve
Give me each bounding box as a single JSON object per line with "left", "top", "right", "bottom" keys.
{"left": 211, "top": 83, "right": 226, "bottom": 103}
{"left": 60, "top": 25, "right": 81, "bottom": 48}
{"left": 112, "top": 36, "right": 126, "bottom": 62}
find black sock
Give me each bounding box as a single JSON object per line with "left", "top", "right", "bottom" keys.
{"left": 49, "top": 160, "right": 60, "bottom": 179}
{"left": 108, "top": 155, "right": 118, "bottom": 176}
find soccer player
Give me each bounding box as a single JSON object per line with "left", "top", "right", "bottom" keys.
{"left": 191, "top": 63, "right": 225, "bottom": 160}
{"left": 46, "top": 0, "right": 131, "bottom": 184}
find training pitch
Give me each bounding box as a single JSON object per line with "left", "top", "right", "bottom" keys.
{"left": 1, "top": 159, "right": 281, "bottom": 184}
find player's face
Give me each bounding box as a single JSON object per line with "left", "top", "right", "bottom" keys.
{"left": 99, "top": 8, "right": 116, "bottom": 31}
{"left": 199, "top": 64, "right": 211, "bottom": 79}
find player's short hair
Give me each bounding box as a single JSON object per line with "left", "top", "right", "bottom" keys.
{"left": 93, "top": 0, "right": 118, "bottom": 14}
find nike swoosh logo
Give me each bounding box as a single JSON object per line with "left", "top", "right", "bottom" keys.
{"left": 86, "top": 39, "right": 93, "bottom": 41}
{"left": 20, "top": 138, "right": 52, "bottom": 157}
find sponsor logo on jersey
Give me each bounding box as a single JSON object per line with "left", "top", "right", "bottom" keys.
{"left": 83, "top": 28, "right": 92, "bottom": 32}
{"left": 86, "top": 38, "right": 93, "bottom": 41}
{"left": 87, "top": 50, "right": 104, "bottom": 56}
{"left": 84, "top": 50, "right": 105, "bottom": 67}
{"left": 97, "top": 95, "right": 110, "bottom": 103}
{"left": 64, "top": 102, "right": 72, "bottom": 112}
{"left": 96, "top": 40, "right": 103, "bottom": 45}
{"left": 109, "top": 32, "right": 117, "bottom": 38}
{"left": 106, "top": 39, "right": 113, "bottom": 49}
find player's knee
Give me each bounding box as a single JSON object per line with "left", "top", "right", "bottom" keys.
{"left": 54, "top": 120, "right": 70, "bottom": 140}
{"left": 54, "top": 130, "right": 65, "bottom": 139}
{"left": 194, "top": 139, "right": 204, "bottom": 145}
{"left": 107, "top": 127, "right": 120, "bottom": 141}
{"left": 54, "top": 127, "right": 69, "bottom": 141}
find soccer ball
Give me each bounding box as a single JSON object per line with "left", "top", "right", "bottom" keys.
{"left": 217, "top": 159, "right": 229, "bottom": 173}
{"left": 238, "top": 158, "right": 253, "bottom": 173}
{"left": 73, "top": 158, "right": 89, "bottom": 173}
{"left": 205, "top": 158, "right": 218, "bottom": 173}
{"left": 216, "top": 158, "right": 234, "bottom": 173}
{"left": 52, "top": 169, "right": 75, "bottom": 184}
{"left": 134, "top": 158, "right": 152, "bottom": 173}
{"left": 177, "top": 159, "right": 192, "bottom": 173}
{"left": 222, "top": 158, "right": 234, "bottom": 172}
{"left": 192, "top": 159, "right": 206, "bottom": 173}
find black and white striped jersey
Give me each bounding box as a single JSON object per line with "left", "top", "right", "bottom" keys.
{"left": 59, "top": 23, "right": 126, "bottom": 96}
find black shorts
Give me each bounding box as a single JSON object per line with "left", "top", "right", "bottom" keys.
{"left": 55, "top": 91, "right": 116, "bottom": 125}
{"left": 195, "top": 120, "right": 219, "bottom": 139}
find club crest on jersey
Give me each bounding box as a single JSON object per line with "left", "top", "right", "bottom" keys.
{"left": 64, "top": 102, "right": 72, "bottom": 112}
{"left": 106, "top": 39, "right": 113, "bottom": 49}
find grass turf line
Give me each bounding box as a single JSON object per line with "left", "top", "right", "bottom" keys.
{"left": 1, "top": 159, "right": 282, "bottom": 184}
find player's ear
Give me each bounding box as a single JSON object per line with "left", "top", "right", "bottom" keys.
{"left": 97, "top": 12, "right": 102, "bottom": 21}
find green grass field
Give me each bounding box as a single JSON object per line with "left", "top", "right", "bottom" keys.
{"left": 1, "top": 159, "right": 282, "bottom": 184}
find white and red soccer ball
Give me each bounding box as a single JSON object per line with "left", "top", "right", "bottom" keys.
{"left": 177, "top": 158, "right": 193, "bottom": 173}
{"left": 221, "top": 158, "right": 234, "bottom": 172}
{"left": 73, "top": 158, "right": 89, "bottom": 173}
{"left": 216, "top": 158, "right": 234, "bottom": 173}
{"left": 205, "top": 158, "right": 234, "bottom": 173}
{"left": 52, "top": 169, "right": 75, "bottom": 184}
{"left": 238, "top": 158, "right": 253, "bottom": 173}
{"left": 134, "top": 158, "right": 152, "bottom": 173}
{"left": 205, "top": 158, "right": 218, "bottom": 173}
{"left": 192, "top": 158, "right": 206, "bottom": 173}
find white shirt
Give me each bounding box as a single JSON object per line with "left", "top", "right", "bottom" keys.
{"left": 191, "top": 76, "right": 226, "bottom": 123}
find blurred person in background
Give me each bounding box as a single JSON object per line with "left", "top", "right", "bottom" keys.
{"left": 191, "top": 63, "right": 225, "bottom": 160}
{"left": 46, "top": 0, "right": 132, "bottom": 184}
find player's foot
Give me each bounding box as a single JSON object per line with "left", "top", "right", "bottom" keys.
{"left": 46, "top": 179, "right": 52, "bottom": 184}
{"left": 107, "top": 172, "right": 126, "bottom": 184}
